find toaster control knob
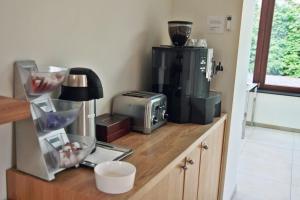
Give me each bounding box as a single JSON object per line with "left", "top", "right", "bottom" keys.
{"left": 152, "top": 117, "right": 159, "bottom": 125}
{"left": 155, "top": 105, "right": 163, "bottom": 110}
{"left": 162, "top": 110, "right": 168, "bottom": 120}
{"left": 163, "top": 113, "right": 169, "bottom": 120}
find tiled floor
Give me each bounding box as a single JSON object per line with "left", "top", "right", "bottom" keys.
{"left": 233, "top": 126, "right": 300, "bottom": 200}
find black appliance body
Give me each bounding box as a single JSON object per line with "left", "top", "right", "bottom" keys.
{"left": 152, "top": 46, "right": 222, "bottom": 124}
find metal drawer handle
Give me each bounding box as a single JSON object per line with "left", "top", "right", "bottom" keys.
{"left": 181, "top": 165, "right": 188, "bottom": 171}
{"left": 187, "top": 158, "right": 194, "bottom": 165}
{"left": 202, "top": 143, "right": 209, "bottom": 150}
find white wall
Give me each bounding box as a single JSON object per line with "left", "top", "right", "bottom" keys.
{"left": 247, "top": 93, "right": 300, "bottom": 130}
{"left": 226, "top": 0, "right": 256, "bottom": 199}
{"left": 0, "top": 124, "right": 13, "bottom": 200}
{"left": 0, "top": 0, "right": 172, "bottom": 199}
{"left": 172, "top": 0, "right": 255, "bottom": 199}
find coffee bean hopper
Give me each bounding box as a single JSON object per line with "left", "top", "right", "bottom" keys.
{"left": 14, "top": 60, "right": 96, "bottom": 181}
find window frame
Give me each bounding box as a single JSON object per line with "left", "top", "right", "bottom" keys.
{"left": 253, "top": 0, "right": 300, "bottom": 93}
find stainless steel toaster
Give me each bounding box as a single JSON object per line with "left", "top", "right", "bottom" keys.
{"left": 112, "top": 91, "right": 168, "bottom": 134}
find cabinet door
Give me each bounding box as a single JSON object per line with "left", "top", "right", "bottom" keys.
{"left": 183, "top": 147, "right": 201, "bottom": 200}
{"left": 141, "top": 159, "right": 185, "bottom": 200}
{"left": 197, "top": 122, "right": 225, "bottom": 200}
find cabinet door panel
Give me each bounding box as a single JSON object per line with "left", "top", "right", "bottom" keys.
{"left": 141, "top": 159, "right": 185, "bottom": 200}
{"left": 183, "top": 147, "right": 201, "bottom": 200}
{"left": 197, "top": 122, "right": 225, "bottom": 200}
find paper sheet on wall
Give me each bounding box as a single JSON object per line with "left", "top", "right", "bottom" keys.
{"left": 207, "top": 16, "right": 225, "bottom": 33}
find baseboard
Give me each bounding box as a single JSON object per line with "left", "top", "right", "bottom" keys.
{"left": 246, "top": 121, "right": 300, "bottom": 133}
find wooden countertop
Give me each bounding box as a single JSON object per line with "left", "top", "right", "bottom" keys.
{"left": 0, "top": 96, "right": 30, "bottom": 125}
{"left": 7, "top": 114, "right": 227, "bottom": 200}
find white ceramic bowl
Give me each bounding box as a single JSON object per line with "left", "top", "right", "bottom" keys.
{"left": 94, "top": 161, "right": 136, "bottom": 194}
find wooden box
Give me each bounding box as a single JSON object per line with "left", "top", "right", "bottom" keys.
{"left": 95, "top": 113, "right": 131, "bottom": 142}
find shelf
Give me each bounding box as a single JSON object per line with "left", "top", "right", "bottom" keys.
{"left": 0, "top": 96, "right": 30, "bottom": 125}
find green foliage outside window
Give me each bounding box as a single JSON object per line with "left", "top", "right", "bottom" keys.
{"left": 249, "top": 0, "right": 300, "bottom": 78}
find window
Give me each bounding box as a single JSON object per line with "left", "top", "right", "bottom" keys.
{"left": 249, "top": 0, "right": 300, "bottom": 93}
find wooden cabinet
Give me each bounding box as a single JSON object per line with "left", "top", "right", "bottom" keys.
{"left": 141, "top": 159, "right": 185, "bottom": 200}
{"left": 197, "top": 122, "right": 225, "bottom": 200}
{"left": 183, "top": 147, "right": 201, "bottom": 200}
{"left": 141, "top": 150, "right": 202, "bottom": 200}
{"left": 141, "top": 121, "right": 225, "bottom": 200}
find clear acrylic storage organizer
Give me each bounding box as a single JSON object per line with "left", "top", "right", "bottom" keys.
{"left": 32, "top": 99, "right": 83, "bottom": 133}
{"left": 26, "top": 66, "right": 69, "bottom": 96}
{"left": 44, "top": 133, "right": 96, "bottom": 169}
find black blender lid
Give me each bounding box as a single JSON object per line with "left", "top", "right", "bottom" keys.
{"left": 168, "top": 21, "right": 193, "bottom": 24}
